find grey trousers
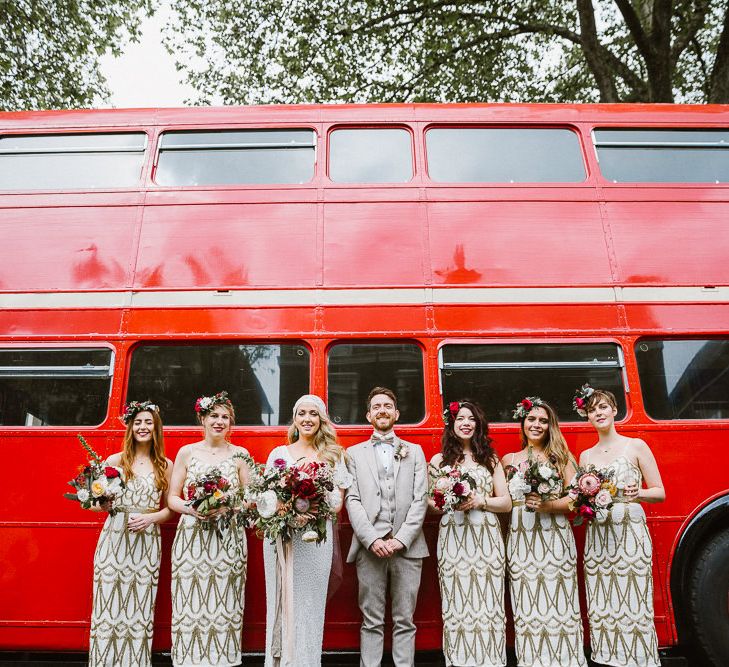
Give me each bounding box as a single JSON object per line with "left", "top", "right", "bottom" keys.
{"left": 355, "top": 548, "right": 423, "bottom": 667}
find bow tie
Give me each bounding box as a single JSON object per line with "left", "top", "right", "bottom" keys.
{"left": 371, "top": 434, "right": 395, "bottom": 446}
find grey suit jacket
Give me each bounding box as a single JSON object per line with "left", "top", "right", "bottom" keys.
{"left": 345, "top": 436, "right": 429, "bottom": 562}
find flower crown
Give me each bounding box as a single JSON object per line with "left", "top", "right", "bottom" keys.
{"left": 442, "top": 401, "right": 462, "bottom": 424}
{"left": 195, "top": 390, "right": 232, "bottom": 414}
{"left": 121, "top": 400, "right": 158, "bottom": 425}
{"left": 512, "top": 396, "right": 545, "bottom": 420}
{"left": 572, "top": 383, "right": 595, "bottom": 417}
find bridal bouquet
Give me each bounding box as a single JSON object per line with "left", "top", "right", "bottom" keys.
{"left": 567, "top": 466, "right": 616, "bottom": 525}
{"left": 185, "top": 468, "right": 238, "bottom": 517}
{"left": 523, "top": 458, "right": 562, "bottom": 505}
{"left": 246, "top": 458, "right": 351, "bottom": 544}
{"left": 429, "top": 464, "right": 478, "bottom": 513}
{"left": 64, "top": 435, "right": 125, "bottom": 514}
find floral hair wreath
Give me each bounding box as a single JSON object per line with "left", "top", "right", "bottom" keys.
{"left": 512, "top": 396, "right": 545, "bottom": 420}
{"left": 195, "top": 390, "right": 233, "bottom": 414}
{"left": 572, "top": 383, "right": 595, "bottom": 418}
{"left": 442, "top": 401, "right": 462, "bottom": 425}
{"left": 121, "top": 400, "right": 158, "bottom": 425}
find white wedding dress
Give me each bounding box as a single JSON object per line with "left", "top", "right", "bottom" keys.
{"left": 263, "top": 446, "right": 343, "bottom": 667}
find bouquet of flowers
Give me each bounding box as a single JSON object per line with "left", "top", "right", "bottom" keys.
{"left": 185, "top": 468, "right": 239, "bottom": 516}
{"left": 523, "top": 457, "right": 562, "bottom": 507}
{"left": 429, "top": 464, "right": 478, "bottom": 513}
{"left": 567, "top": 465, "right": 616, "bottom": 525}
{"left": 64, "top": 435, "right": 125, "bottom": 514}
{"left": 246, "top": 457, "right": 352, "bottom": 544}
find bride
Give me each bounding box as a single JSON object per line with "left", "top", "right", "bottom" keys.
{"left": 263, "top": 394, "right": 350, "bottom": 667}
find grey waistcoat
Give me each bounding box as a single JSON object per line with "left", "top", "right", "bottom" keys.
{"left": 373, "top": 446, "right": 396, "bottom": 536}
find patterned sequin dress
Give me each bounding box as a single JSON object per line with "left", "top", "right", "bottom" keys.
{"left": 432, "top": 462, "right": 507, "bottom": 667}
{"left": 88, "top": 471, "right": 163, "bottom": 667}
{"left": 171, "top": 456, "right": 247, "bottom": 667}
{"left": 505, "top": 455, "right": 586, "bottom": 667}
{"left": 584, "top": 452, "right": 660, "bottom": 667}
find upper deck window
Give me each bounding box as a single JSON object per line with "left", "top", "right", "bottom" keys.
{"left": 426, "top": 128, "right": 586, "bottom": 183}
{"left": 329, "top": 128, "right": 413, "bottom": 183}
{"left": 0, "top": 348, "right": 112, "bottom": 426}
{"left": 595, "top": 128, "right": 729, "bottom": 183}
{"left": 155, "top": 129, "right": 316, "bottom": 186}
{"left": 440, "top": 342, "right": 626, "bottom": 422}
{"left": 636, "top": 338, "right": 729, "bottom": 419}
{"left": 0, "top": 133, "right": 146, "bottom": 190}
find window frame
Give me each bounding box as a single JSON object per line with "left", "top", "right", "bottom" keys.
{"left": 592, "top": 126, "right": 729, "bottom": 186}
{"left": 124, "top": 339, "right": 313, "bottom": 430}
{"left": 326, "top": 124, "right": 417, "bottom": 185}
{"left": 437, "top": 337, "right": 629, "bottom": 424}
{"left": 0, "top": 342, "right": 115, "bottom": 428}
{"left": 325, "top": 338, "right": 427, "bottom": 426}
{"left": 422, "top": 124, "right": 591, "bottom": 186}
{"left": 0, "top": 130, "right": 149, "bottom": 193}
{"left": 151, "top": 125, "right": 319, "bottom": 189}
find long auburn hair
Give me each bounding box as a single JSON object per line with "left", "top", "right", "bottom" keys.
{"left": 120, "top": 409, "right": 168, "bottom": 493}
{"left": 441, "top": 400, "right": 496, "bottom": 473}
{"left": 288, "top": 408, "right": 344, "bottom": 467}
{"left": 519, "top": 400, "right": 572, "bottom": 474}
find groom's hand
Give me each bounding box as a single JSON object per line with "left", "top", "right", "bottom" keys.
{"left": 370, "top": 538, "right": 394, "bottom": 558}
{"left": 386, "top": 538, "right": 404, "bottom": 553}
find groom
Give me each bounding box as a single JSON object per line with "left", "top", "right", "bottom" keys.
{"left": 345, "top": 387, "right": 428, "bottom": 667}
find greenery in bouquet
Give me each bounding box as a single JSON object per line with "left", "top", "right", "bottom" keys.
{"left": 522, "top": 455, "right": 562, "bottom": 508}
{"left": 246, "top": 456, "right": 350, "bottom": 544}
{"left": 567, "top": 465, "right": 617, "bottom": 526}
{"left": 429, "top": 464, "right": 478, "bottom": 513}
{"left": 64, "top": 435, "right": 125, "bottom": 514}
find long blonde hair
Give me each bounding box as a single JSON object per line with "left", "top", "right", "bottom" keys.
{"left": 288, "top": 406, "right": 343, "bottom": 467}
{"left": 120, "top": 409, "right": 168, "bottom": 493}
{"left": 519, "top": 401, "right": 573, "bottom": 474}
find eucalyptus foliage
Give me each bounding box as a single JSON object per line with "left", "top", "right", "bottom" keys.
{"left": 1, "top": 0, "right": 154, "bottom": 110}
{"left": 164, "top": 0, "right": 729, "bottom": 104}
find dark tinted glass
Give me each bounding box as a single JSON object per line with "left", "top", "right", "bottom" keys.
{"left": 128, "top": 343, "right": 309, "bottom": 425}
{"left": 156, "top": 129, "right": 315, "bottom": 186}
{"left": 426, "top": 128, "right": 586, "bottom": 183}
{"left": 329, "top": 129, "right": 413, "bottom": 183}
{"left": 636, "top": 339, "right": 729, "bottom": 419}
{"left": 328, "top": 343, "right": 424, "bottom": 424}
{"left": 0, "top": 348, "right": 112, "bottom": 426}
{"left": 441, "top": 343, "right": 625, "bottom": 422}
{"left": 595, "top": 129, "right": 729, "bottom": 183}
{"left": 0, "top": 133, "right": 146, "bottom": 190}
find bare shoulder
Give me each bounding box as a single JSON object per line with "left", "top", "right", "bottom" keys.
{"left": 429, "top": 452, "right": 443, "bottom": 467}
{"left": 578, "top": 445, "right": 597, "bottom": 465}
{"left": 105, "top": 452, "right": 123, "bottom": 465}
{"left": 231, "top": 444, "right": 250, "bottom": 456}
{"left": 627, "top": 437, "right": 651, "bottom": 454}
{"left": 174, "top": 444, "right": 195, "bottom": 462}
{"left": 164, "top": 457, "right": 174, "bottom": 467}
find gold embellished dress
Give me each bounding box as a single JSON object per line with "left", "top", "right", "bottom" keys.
{"left": 171, "top": 456, "right": 247, "bottom": 667}
{"left": 505, "top": 457, "right": 586, "bottom": 667}
{"left": 88, "top": 471, "right": 162, "bottom": 667}
{"left": 584, "top": 454, "right": 660, "bottom": 667}
{"left": 432, "top": 463, "right": 507, "bottom": 667}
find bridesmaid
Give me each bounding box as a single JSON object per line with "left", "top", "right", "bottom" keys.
{"left": 578, "top": 387, "right": 665, "bottom": 667}
{"left": 168, "top": 391, "right": 252, "bottom": 667}
{"left": 429, "top": 400, "right": 511, "bottom": 667}
{"left": 504, "top": 397, "right": 586, "bottom": 667}
{"left": 88, "top": 401, "right": 172, "bottom": 667}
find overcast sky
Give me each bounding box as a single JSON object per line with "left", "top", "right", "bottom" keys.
{"left": 98, "top": 2, "right": 196, "bottom": 108}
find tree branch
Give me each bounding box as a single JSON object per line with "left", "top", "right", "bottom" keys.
{"left": 576, "top": 0, "right": 620, "bottom": 101}
{"left": 709, "top": 3, "right": 729, "bottom": 102}
{"left": 671, "top": 1, "right": 710, "bottom": 65}
{"left": 613, "top": 0, "right": 654, "bottom": 61}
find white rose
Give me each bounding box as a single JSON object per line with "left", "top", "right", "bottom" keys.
{"left": 77, "top": 489, "right": 90, "bottom": 503}
{"left": 441, "top": 465, "right": 452, "bottom": 474}
{"left": 333, "top": 467, "right": 353, "bottom": 489}
{"left": 435, "top": 476, "right": 452, "bottom": 492}
{"left": 301, "top": 530, "right": 319, "bottom": 543}
{"left": 508, "top": 473, "right": 530, "bottom": 500}
{"left": 537, "top": 482, "right": 551, "bottom": 495}
{"left": 256, "top": 490, "right": 279, "bottom": 519}
{"left": 538, "top": 465, "right": 553, "bottom": 479}
{"left": 91, "top": 478, "right": 108, "bottom": 498}
{"left": 200, "top": 397, "right": 212, "bottom": 409}
{"left": 595, "top": 489, "right": 613, "bottom": 508}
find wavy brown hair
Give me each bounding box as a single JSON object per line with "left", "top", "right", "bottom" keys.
{"left": 441, "top": 400, "right": 496, "bottom": 473}
{"left": 519, "top": 400, "right": 573, "bottom": 474}
{"left": 120, "top": 408, "right": 168, "bottom": 493}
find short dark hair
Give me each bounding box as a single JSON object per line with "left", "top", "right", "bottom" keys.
{"left": 366, "top": 387, "right": 397, "bottom": 411}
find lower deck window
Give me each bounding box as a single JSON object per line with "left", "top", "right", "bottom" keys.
{"left": 0, "top": 348, "right": 112, "bottom": 426}
{"left": 636, "top": 338, "right": 729, "bottom": 420}
{"left": 440, "top": 342, "right": 626, "bottom": 423}
{"left": 127, "top": 343, "right": 309, "bottom": 426}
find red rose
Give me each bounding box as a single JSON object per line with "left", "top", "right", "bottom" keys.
{"left": 104, "top": 467, "right": 120, "bottom": 478}
{"left": 296, "top": 478, "right": 317, "bottom": 499}
{"left": 579, "top": 505, "right": 596, "bottom": 519}
{"left": 203, "top": 481, "right": 215, "bottom": 493}
{"left": 521, "top": 398, "right": 533, "bottom": 410}
{"left": 186, "top": 484, "right": 196, "bottom": 500}
{"left": 453, "top": 482, "right": 464, "bottom": 496}
{"left": 449, "top": 401, "right": 460, "bottom": 414}
{"left": 433, "top": 490, "right": 445, "bottom": 509}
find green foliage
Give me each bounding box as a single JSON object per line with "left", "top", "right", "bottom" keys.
{"left": 0, "top": 0, "right": 154, "bottom": 110}
{"left": 164, "top": 0, "right": 729, "bottom": 104}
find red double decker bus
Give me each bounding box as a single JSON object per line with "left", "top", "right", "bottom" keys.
{"left": 0, "top": 103, "right": 727, "bottom": 664}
